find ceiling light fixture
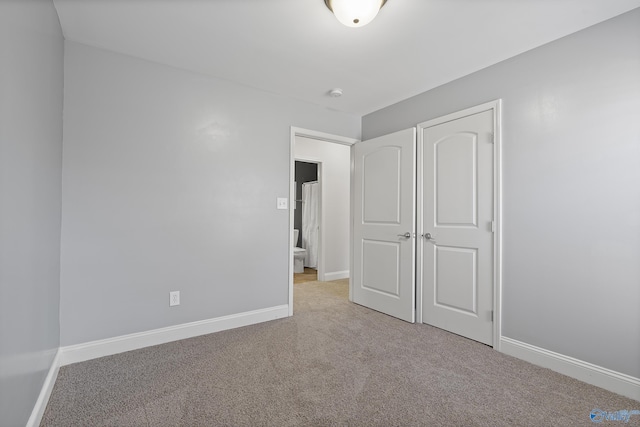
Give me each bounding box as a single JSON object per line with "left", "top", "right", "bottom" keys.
{"left": 324, "top": 0, "right": 387, "bottom": 28}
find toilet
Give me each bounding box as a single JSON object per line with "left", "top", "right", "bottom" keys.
{"left": 293, "top": 229, "right": 307, "bottom": 273}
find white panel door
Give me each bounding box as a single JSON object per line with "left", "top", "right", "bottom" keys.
{"left": 353, "top": 128, "right": 416, "bottom": 323}
{"left": 419, "top": 109, "right": 494, "bottom": 345}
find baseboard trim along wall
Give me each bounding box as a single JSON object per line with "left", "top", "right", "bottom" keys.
{"left": 26, "top": 349, "right": 61, "bottom": 427}
{"left": 59, "top": 304, "right": 289, "bottom": 366}
{"left": 500, "top": 337, "right": 640, "bottom": 401}
{"left": 323, "top": 270, "right": 349, "bottom": 281}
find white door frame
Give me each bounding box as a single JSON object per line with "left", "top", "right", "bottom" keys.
{"left": 416, "top": 100, "right": 503, "bottom": 349}
{"left": 289, "top": 127, "right": 358, "bottom": 316}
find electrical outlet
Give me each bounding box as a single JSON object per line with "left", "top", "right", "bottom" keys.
{"left": 169, "top": 291, "right": 180, "bottom": 307}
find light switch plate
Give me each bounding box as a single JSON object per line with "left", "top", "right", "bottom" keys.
{"left": 277, "top": 197, "right": 288, "bottom": 210}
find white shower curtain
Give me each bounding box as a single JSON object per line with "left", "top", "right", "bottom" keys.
{"left": 302, "top": 181, "right": 319, "bottom": 268}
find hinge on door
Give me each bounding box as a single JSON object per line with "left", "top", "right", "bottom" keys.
{"left": 490, "top": 221, "right": 495, "bottom": 233}
{"left": 490, "top": 310, "right": 494, "bottom": 322}
{"left": 488, "top": 133, "right": 495, "bottom": 143}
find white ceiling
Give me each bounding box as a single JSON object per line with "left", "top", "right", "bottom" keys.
{"left": 53, "top": 0, "right": 640, "bottom": 116}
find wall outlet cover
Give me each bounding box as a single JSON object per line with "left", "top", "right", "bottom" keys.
{"left": 169, "top": 291, "right": 180, "bottom": 306}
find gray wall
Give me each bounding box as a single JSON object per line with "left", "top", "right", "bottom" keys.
{"left": 60, "top": 42, "right": 360, "bottom": 346}
{"left": 363, "top": 9, "right": 640, "bottom": 378}
{"left": 294, "top": 161, "right": 318, "bottom": 246}
{"left": 0, "top": 1, "right": 64, "bottom": 425}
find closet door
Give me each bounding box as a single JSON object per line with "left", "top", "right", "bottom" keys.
{"left": 418, "top": 109, "right": 495, "bottom": 345}
{"left": 352, "top": 128, "right": 416, "bottom": 323}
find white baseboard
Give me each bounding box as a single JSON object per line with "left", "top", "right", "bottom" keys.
{"left": 26, "top": 349, "right": 61, "bottom": 427}
{"left": 60, "top": 304, "right": 289, "bottom": 366}
{"left": 500, "top": 337, "right": 640, "bottom": 401}
{"left": 323, "top": 270, "right": 349, "bottom": 281}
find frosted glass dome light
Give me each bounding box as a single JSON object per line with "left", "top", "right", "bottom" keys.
{"left": 324, "top": 0, "right": 387, "bottom": 28}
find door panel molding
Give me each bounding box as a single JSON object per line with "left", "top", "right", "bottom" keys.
{"left": 361, "top": 239, "right": 401, "bottom": 297}
{"left": 434, "top": 245, "right": 478, "bottom": 315}
{"left": 435, "top": 131, "right": 478, "bottom": 227}
{"left": 362, "top": 146, "right": 402, "bottom": 225}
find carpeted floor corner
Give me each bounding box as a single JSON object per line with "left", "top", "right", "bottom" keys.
{"left": 41, "top": 279, "right": 639, "bottom": 426}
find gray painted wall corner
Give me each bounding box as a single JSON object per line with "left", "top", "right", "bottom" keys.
{"left": 0, "top": 1, "right": 64, "bottom": 426}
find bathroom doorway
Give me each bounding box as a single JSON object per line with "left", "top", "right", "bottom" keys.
{"left": 288, "top": 128, "right": 357, "bottom": 316}
{"left": 294, "top": 160, "right": 319, "bottom": 284}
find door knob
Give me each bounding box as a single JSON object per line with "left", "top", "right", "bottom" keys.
{"left": 397, "top": 232, "right": 411, "bottom": 239}
{"left": 423, "top": 233, "right": 436, "bottom": 242}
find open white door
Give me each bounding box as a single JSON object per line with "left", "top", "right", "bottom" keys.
{"left": 352, "top": 128, "right": 416, "bottom": 323}
{"left": 418, "top": 108, "right": 495, "bottom": 345}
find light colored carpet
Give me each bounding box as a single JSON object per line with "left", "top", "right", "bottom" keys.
{"left": 41, "top": 279, "right": 638, "bottom": 426}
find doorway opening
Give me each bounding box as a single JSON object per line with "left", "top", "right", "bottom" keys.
{"left": 293, "top": 160, "right": 319, "bottom": 284}
{"left": 288, "top": 127, "right": 358, "bottom": 316}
